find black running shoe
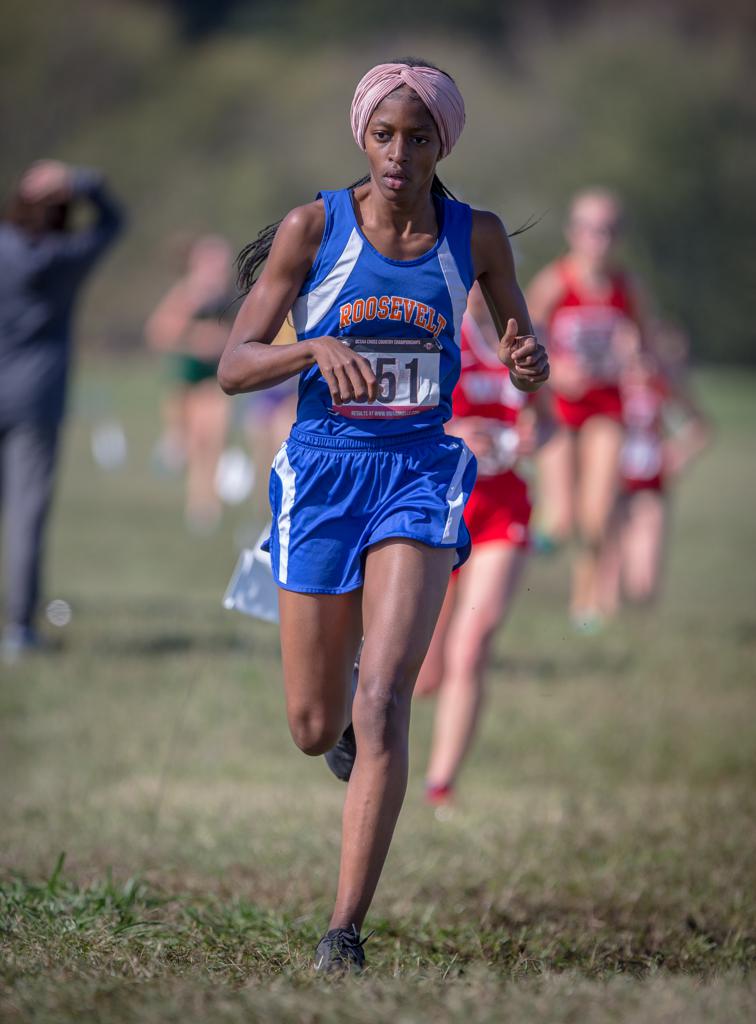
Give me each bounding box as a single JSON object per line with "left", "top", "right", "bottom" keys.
{"left": 324, "top": 654, "right": 360, "bottom": 782}
{"left": 313, "top": 924, "right": 370, "bottom": 974}
{"left": 324, "top": 722, "right": 356, "bottom": 782}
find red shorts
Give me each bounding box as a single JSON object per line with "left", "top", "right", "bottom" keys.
{"left": 463, "top": 470, "right": 531, "bottom": 549}
{"left": 553, "top": 385, "right": 623, "bottom": 430}
{"left": 623, "top": 474, "right": 665, "bottom": 494}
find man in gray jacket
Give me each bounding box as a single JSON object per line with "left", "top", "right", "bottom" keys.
{"left": 0, "top": 160, "right": 124, "bottom": 662}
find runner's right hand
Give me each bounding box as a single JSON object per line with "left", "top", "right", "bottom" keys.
{"left": 309, "top": 337, "right": 378, "bottom": 405}
{"left": 498, "top": 319, "right": 550, "bottom": 390}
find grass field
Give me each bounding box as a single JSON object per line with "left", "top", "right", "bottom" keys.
{"left": 1, "top": 361, "right": 755, "bottom": 1022}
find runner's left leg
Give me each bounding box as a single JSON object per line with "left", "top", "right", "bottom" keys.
{"left": 328, "top": 539, "right": 455, "bottom": 931}
{"left": 621, "top": 489, "right": 667, "bottom": 604}
{"left": 597, "top": 492, "right": 628, "bottom": 617}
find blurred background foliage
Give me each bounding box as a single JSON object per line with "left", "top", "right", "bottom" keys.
{"left": 1, "top": 0, "right": 754, "bottom": 361}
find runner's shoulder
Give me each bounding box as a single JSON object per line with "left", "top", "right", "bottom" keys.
{"left": 274, "top": 200, "right": 326, "bottom": 262}
{"left": 526, "top": 260, "right": 568, "bottom": 308}
{"left": 469, "top": 209, "right": 516, "bottom": 276}
{"left": 280, "top": 200, "right": 325, "bottom": 240}
{"left": 470, "top": 208, "right": 508, "bottom": 243}
{"left": 530, "top": 259, "right": 565, "bottom": 290}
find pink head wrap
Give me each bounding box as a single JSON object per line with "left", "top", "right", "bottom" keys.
{"left": 350, "top": 63, "right": 465, "bottom": 160}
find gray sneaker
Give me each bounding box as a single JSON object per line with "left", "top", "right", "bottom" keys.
{"left": 313, "top": 924, "right": 370, "bottom": 974}
{"left": 324, "top": 652, "right": 360, "bottom": 782}
{"left": 324, "top": 722, "right": 356, "bottom": 782}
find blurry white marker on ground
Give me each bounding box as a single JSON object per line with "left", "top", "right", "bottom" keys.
{"left": 46, "top": 599, "right": 72, "bottom": 628}
{"left": 215, "top": 447, "right": 255, "bottom": 505}
{"left": 91, "top": 419, "right": 128, "bottom": 471}
{"left": 223, "top": 523, "right": 279, "bottom": 624}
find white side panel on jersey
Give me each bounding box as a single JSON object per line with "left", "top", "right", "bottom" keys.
{"left": 437, "top": 239, "right": 468, "bottom": 347}
{"left": 272, "top": 443, "right": 296, "bottom": 585}
{"left": 463, "top": 310, "right": 501, "bottom": 367}
{"left": 442, "top": 443, "right": 473, "bottom": 544}
{"left": 292, "top": 228, "right": 363, "bottom": 335}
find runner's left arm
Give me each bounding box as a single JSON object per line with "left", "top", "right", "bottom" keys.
{"left": 471, "top": 210, "right": 549, "bottom": 392}
{"left": 663, "top": 367, "right": 713, "bottom": 477}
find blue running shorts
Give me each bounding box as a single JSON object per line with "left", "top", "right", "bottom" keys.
{"left": 263, "top": 426, "right": 477, "bottom": 594}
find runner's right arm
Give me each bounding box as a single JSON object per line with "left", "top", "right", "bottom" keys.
{"left": 662, "top": 368, "right": 713, "bottom": 477}
{"left": 218, "top": 203, "right": 377, "bottom": 403}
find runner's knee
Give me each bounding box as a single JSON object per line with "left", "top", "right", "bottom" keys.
{"left": 287, "top": 707, "right": 344, "bottom": 756}
{"left": 446, "top": 625, "right": 496, "bottom": 680}
{"left": 577, "top": 513, "right": 611, "bottom": 551}
{"left": 550, "top": 509, "right": 574, "bottom": 543}
{"left": 353, "top": 670, "right": 413, "bottom": 751}
{"left": 626, "top": 570, "right": 658, "bottom": 605}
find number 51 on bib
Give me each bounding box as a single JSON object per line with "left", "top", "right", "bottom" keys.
{"left": 332, "top": 337, "right": 442, "bottom": 419}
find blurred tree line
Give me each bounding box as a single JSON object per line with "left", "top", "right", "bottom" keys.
{"left": 1, "top": 0, "right": 754, "bottom": 362}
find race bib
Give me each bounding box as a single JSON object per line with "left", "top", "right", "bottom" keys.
{"left": 622, "top": 429, "right": 663, "bottom": 480}
{"left": 331, "top": 337, "right": 441, "bottom": 419}
{"left": 551, "top": 308, "right": 626, "bottom": 382}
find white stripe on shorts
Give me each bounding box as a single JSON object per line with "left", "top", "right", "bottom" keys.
{"left": 442, "top": 443, "right": 473, "bottom": 544}
{"left": 272, "top": 443, "right": 297, "bottom": 585}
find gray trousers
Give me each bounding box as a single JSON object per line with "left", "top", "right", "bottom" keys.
{"left": 0, "top": 421, "right": 60, "bottom": 629}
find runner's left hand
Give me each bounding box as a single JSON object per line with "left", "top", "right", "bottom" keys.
{"left": 498, "top": 318, "right": 549, "bottom": 391}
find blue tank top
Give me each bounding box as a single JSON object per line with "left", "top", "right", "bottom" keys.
{"left": 292, "top": 187, "right": 474, "bottom": 438}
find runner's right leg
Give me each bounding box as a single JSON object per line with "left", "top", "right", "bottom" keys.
{"left": 535, "top": 427, "right": 575, "bottom": 546}
{"left": 278, "top": 589, "right": 363, "bottom": 756}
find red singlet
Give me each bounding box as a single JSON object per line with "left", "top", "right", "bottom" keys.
{"left": 454, "top": 315, "right": 531, "bottom": 549}
{"left": 548, "top": 260, "right": 636, "bottom": 429}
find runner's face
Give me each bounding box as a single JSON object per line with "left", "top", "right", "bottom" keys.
{"left": 364, "top": 89, "right": 441, "bottom": 202}
{"left": 566, "top": 196, "right": 622, "bottom": 267}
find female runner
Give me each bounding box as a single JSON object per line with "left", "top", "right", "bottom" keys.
{"left": 218, "top": 59, "right": 549, "bottom": 972}
{"left": 600, "top": 324, "right": 711, "bottom": 612}
{"left": 527, "top": 188, "right": 647, "bottom": 630}
{"left": 415, "top": 282, "right": 554, "bottom": 806}
{"left": 146, "top": 235, "right": 235, "bottom": 532}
